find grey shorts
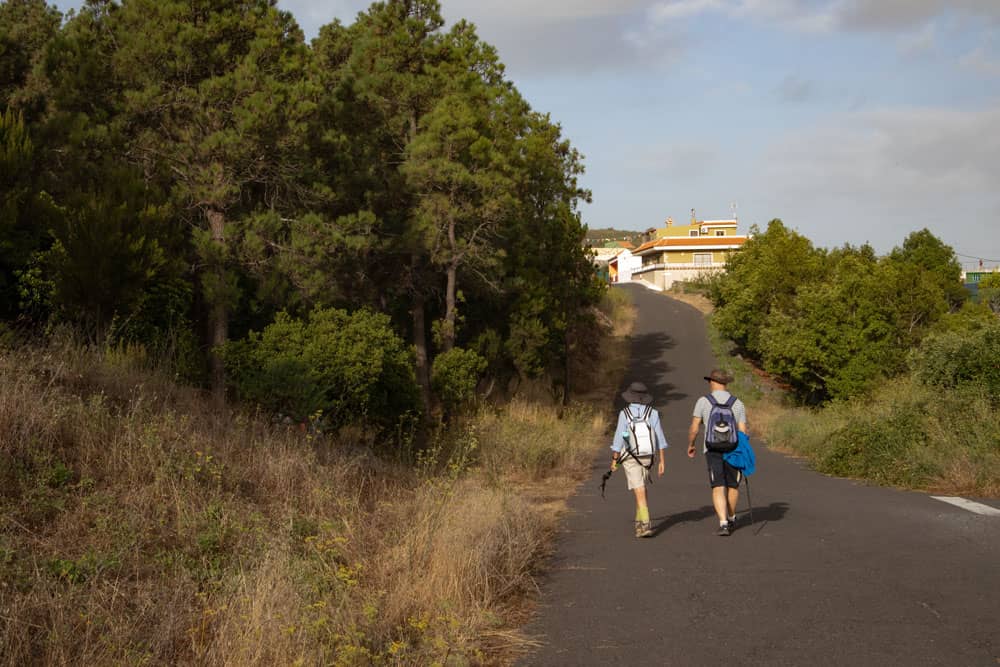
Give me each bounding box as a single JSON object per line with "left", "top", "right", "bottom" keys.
{"left": 622, "top": 456, "right": 653, "bottom": 490}
{"left": 706, "top": 451, "right": 741, "bottom": 489}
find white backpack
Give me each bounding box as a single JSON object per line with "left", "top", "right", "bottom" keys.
{"left": 624, "top": 405, "right": 656, "bottom": 467}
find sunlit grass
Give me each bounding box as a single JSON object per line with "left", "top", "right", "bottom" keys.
{"left": 0, "top": 287, "right": 632, "bottom": 665}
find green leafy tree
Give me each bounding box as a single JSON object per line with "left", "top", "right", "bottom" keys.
{"left": 710, "top": 219, "right": 826, "bottom": 356}
{"left": 39, "top": 170, "right": 180, "bottom": 339}
{"left": 0, "top": 107, "right": 57, "bottom": 317}
{"left": 304, "top": 0, "right": 451, "bottom": 411}
{"left": 109, "top": 0, "right": 314, "bottom": 401}
{"left": 0, "top": 0, "right": 61, "bottom": 114}
{"left": 888, "top": 228, "right": 967, "bottom": 310}
{"left": 978, "top": 272, "right": 1000, "bottom": 314}
{"left": 760, "top": 247, "right": 902, "bottom": 401}
{"left": 403, "top": 81, "right": 517, "bottom": 352}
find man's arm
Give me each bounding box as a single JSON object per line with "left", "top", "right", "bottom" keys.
{"left": 687, "top": 417, "right": 701, "bottom": 458}
{"left": 736, "top": 399, "right": 748, "bottom": 434}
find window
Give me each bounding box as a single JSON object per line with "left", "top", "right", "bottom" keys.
{"left": 715, "top": 230, "right": 725, "bottom": 236}
{"left": 689, "top": 230, "right": 699, "bottom": 237}
{"left": 693, "top": 253, "right": 713, "bottom": 266}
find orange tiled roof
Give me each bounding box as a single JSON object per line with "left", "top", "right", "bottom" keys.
{"left": 635, "top": 236, "right": 748, "bottom": 254}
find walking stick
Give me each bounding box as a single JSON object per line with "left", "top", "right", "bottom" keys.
{"left": 744, "top": 474, "right": 753, "bottom": 525}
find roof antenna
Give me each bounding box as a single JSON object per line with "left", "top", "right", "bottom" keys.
{"left": 731, "top": 201, "right": 738, "bottom": 221}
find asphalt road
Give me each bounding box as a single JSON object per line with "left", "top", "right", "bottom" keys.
{"left": 519, "top": 283, "right": 1000, "bottom": 666}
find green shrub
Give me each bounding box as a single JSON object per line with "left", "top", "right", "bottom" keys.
{"left": 222, "top": 307, "right": 421, "bottom": 430}
{"left": 431, "top": 347, "right": 486, "bottom": 412}
{"left": 910, "top": 321, "right": 1000, "bottom": 399}
{"left": 820, "top": 401, "right": 938, "bottom": 487}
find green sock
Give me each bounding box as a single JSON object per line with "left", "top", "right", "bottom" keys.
{"left": 636, "top": 507, "right": 649, "bottom": 522}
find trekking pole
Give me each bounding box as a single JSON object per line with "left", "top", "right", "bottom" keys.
{"left": 744, "top": 474, "right": 754, "bottom": 526}
{"left": 600, "top": 467, "right": 614, "bottom": 499}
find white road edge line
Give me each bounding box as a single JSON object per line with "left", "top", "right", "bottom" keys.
{"left": 931, "top": 496, "right": 1000, "bottom": 516}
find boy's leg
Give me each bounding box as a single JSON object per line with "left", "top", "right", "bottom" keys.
{"left": 634, "top": 485, "right": 649, "bottom": 515}
{"left": 624, "top": 458, "right": 653, "bottom": 537}
{"left": 633, "top": 486, "right": 652, "bottom": 537}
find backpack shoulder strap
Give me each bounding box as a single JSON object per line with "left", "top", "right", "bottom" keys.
{"left": 706, "top": 393, "right": 720, "bottom": 406}
{"left": 724, "top": 395, "right": 737, "bottom": 408}
{"left": 641, "top": 405, "right": 653, "bottom": 420}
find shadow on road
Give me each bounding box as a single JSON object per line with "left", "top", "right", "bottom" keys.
{"left": 650, "top": 501, "right": 790, "bottom": 537}
{"left": 616, "top": 331, "right": 686, "bottom": 411}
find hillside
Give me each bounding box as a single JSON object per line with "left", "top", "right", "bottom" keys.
{"left": 585, "top": 227, "right": 645, "bottom": 245}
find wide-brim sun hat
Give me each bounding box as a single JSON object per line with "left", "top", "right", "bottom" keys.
{"left": 703, "top": 369, "right": 734, "bottom": 385}
{"left": 621, "top": 381, "right": 653, "bottom": 405}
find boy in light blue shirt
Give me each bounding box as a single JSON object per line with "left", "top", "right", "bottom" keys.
{"left": 610, "top": 382, "right": 669, "bottom": 537}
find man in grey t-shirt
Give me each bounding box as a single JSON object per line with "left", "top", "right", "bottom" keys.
{"left": 687, "top": 369, "right": 747, "bottom": 536}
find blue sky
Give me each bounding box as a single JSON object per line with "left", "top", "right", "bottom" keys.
{"left": 52, "top": 0, "right": 999, "bottom": 271}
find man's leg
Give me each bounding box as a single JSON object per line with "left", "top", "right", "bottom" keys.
{"left": 711, "top": 486, "right": 729, "bottom": 524}
{"left": 725, "top": 467, "right": 741, "bottom": 525}
{"left": 726, "top": 486, "right": 740, "bottom": 523}
{"left": 707, "top": 452, "right": 730, "bottom": 529}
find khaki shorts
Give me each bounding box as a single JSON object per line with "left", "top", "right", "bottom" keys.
{"left": 621, "top": 456, "right": 654, "bottom": 490}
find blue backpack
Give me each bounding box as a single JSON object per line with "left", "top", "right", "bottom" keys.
{"left": 705, "top": 394, "right": 738, "bottom": 453}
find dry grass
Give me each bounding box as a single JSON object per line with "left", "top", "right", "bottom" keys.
{"left": 0, "top": 288, "right": 632, "bottom": 666}
{"left": 664, "top": 289, "right": 714, "bottom": 315}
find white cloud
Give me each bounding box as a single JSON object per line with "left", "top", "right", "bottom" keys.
{"left": 960, "top": 47, "right": 1000, "bottom": 76}
{"left": 774, "top": 74, "right": 817, "bottom": 103}
{"left": 443, "top": 0, "right": 650, "bottom": 21}
{"left": 752, "top": 105, "right": 1000, "bottom": 255}
{"left": 837, "top": 0, "right": 1000, "bottom": 31}
{"left": 896, "top": 23, "right": 937, "bottom": 57}
{"left": 960, "top": 36, "right": 1000, "bottom": 77}
{"left": 648, "top": 0, "right": 1000, "bottom": 33}
{"left": 650, "top": 0, "right": 726, "bottom": 23}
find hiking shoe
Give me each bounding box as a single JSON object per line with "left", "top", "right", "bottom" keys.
{"left": 635, "top": 521, "right": 644, "bottom": 538}
{"left": 716, "top": 522, "right": 732, "bottom": 537}
{"left": 639, "top": 521, "right": 653, "bottom": 538}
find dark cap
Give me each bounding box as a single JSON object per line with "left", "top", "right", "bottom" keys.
{"left": 703, "top": 369, "right": 734, "bottom": 385}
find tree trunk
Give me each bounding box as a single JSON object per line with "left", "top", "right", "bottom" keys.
{"left": 562, "top": 327, "right": 571, "bottom": 407}
{"left": 411, "top": 257, "right": 433, "bottom": 414}
{"left": 443, "top": 261, "right": 457, "bottom": 353}
{"left": 412, "top": 295, "right": 433, "bottom": 414}
{"left": 206, "top": 207, "right": 228, "bottom": 407}
{"left": 442, "top": 213, "right": 458, "bottom": 352}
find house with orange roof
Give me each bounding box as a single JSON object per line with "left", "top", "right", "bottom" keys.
{"left": 631, "top": 215, "right": 749, "bottom": 289}
{"left": 609, "top": 248, "right": 642, "bottom": 283}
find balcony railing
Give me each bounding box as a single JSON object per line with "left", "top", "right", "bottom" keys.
{"left": 634, "top": 262, "right": 727, "bottom": 273}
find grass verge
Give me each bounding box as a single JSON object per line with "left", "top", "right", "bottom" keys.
{"left": 0, "top": 291, "right": 632, "bottom": 665}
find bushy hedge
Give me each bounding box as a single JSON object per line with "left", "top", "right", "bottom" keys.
{"left": 431, "top": 347, "right": 487, "bottom": 413}
{"left": 221, "top": 308, "right": 421, "bottom": 429}
{"left": 910, "top": 321, "right": 1000, "bottom": 400}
